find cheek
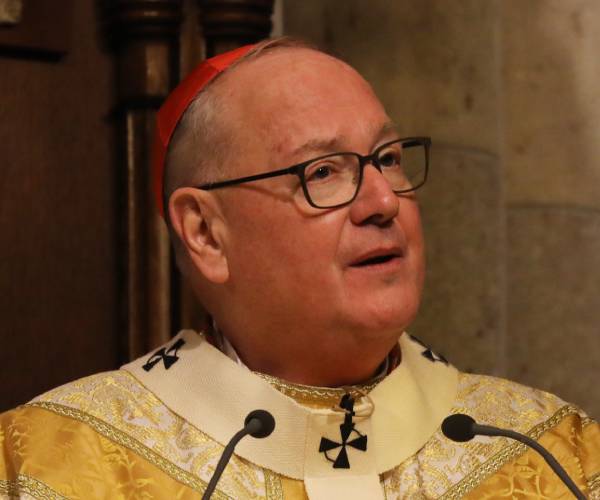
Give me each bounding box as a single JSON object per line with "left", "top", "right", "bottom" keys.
{"left": 400, "top": 201, "right": 426, "bottom": 282}
{"left": 225, "top": 198, "right": 335, "bottom": 273}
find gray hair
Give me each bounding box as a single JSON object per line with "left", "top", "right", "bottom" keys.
{"left": 163, "top": 36, "right": 316, "bottom": 271}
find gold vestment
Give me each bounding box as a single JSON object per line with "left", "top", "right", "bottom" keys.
{"left": 1, "top": 331, "right": 599, "bottom": 499}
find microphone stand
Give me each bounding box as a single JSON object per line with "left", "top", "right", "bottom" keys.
{"left": 202, "top": 410, "right": 275, "bottom": 500}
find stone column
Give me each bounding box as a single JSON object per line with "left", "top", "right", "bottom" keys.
{"left": 502, "top": 0, "right": 600, "bottom": 416}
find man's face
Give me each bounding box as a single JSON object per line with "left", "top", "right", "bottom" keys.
{"left": 211, "top": 48, "right": 425, "bottom": 366}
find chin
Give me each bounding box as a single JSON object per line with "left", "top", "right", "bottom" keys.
{"left": 349, "top": 300, "right": 420, "bottom": 342}
{"left": 346, "top": 314, "right": 415, "bottom": 341}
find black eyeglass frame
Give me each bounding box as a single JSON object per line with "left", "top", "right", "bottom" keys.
{"left": 196, "top": 136, "right": 431, "bottom": 209}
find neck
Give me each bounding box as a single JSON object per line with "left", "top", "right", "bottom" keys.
{"left": 215, "top": 323, "right": 400, "bottom": 387}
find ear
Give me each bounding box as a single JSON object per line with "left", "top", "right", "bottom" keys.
{"left": 168, "top": 187, "right": 229, "bottom": 284}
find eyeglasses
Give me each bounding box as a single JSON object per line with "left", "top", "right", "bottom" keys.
{"left": 197, "top": 137, "right": 431, "bottom": 209}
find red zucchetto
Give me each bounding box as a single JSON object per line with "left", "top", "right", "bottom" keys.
{"left": 152, "top": 44, "right": 257, "bottom": 217}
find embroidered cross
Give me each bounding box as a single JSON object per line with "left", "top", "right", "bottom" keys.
{"left": 319, "top": 394, "right": 368, "bottom": 469}
{"left": 409, "top": 334, "right": 448, "bottom": 365}
{"left": 142, "top": 338, "right": 186, "bottom": 372}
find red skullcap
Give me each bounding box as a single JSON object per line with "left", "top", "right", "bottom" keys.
{"left": 152, "top": 43, "right": 257, "bottom": 218}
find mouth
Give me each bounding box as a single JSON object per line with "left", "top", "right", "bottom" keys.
{"left": 349, "top": 249, "right": 403, "bottom": 268}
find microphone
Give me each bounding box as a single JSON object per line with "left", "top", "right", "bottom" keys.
{"left": 442, "top": 414, "right": 586, "bottom": 500}
{"left": 202, "top": 410, "right": 275, "bottom": 500}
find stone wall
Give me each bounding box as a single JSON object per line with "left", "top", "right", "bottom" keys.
{"left": 283, "top": 0, "right": 600, "bottom": 417}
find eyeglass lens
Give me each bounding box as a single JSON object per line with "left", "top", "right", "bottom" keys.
{"left": 303, "top": 140, "right": 427, "bottom": 208}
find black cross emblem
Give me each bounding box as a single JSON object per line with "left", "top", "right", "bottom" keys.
{"left": 142, "top": 338, "right": 186, "bottom": 372}
{"left": 319, "top": 394, "right": 368, "bottom": 469}
{"left": 409, "top": 335, "right": 448, "bottom": 365}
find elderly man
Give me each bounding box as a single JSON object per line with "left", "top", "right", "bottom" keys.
{"left": 1, "top": 38, "right": 599, "bottom": 499}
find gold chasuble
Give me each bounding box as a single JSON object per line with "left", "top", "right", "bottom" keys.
{"left": 1, "top": 332, "right": 599, "bottom": 499}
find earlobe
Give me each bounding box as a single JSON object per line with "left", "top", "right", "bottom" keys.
{"left": 169, "top": 188, "right": 230, "bottom": 284}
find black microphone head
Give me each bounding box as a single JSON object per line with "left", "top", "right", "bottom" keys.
{"left": 244, "top": 410, "right": 276, "bottom": 438}
{"left": 442, "top": 414, "right": 476, "bottom": 442}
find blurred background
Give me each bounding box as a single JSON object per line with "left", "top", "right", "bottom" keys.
{"left": 1, "top": 0, "right": 599, "bottom": 417}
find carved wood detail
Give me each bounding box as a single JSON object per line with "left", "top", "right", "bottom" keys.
{"left": 198, "top": 0, "right": 274, "bottom": 56}
{"left": 104, "top": 0, "right": 274, "bottom": 359}
{"left": 105, "top": 0, "right": 183, "bottom": 361}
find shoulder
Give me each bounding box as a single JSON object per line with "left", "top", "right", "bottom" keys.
{"left": 453, "top": 372, "right": 600, "bottom": 498}
{"left": 453, "top": 371, "right": 588, "bottom": 434}
{"left": 383, "top": 370, "right": 600, "bottom": 499}
{"left": 29, "top": 368, "right": 157, "bottom": 419}
{"left": 0, "top": 369, "right": 154, "bottom": 441}
{"left": 0, "top": 368, "right": 269, "bottom": 499}
{"left": 1, "top": 368, "right": 216, "bottom": 462}
{"left": 0, "top": 370, "right": 204, "bottom": 498}
{"left": 1, "top": 369, "right": 133, "bottom": 439}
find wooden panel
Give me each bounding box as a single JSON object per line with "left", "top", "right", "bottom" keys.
{"left": 0, "top": 0, "right": 275, "bottom": 412}
{"left": 0, "top": 1, "right": 117, "bottom": 411}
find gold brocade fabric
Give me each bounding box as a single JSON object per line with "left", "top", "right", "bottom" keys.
{"left": 1, "top": 371, "right": 270, "bottom": 499}
{"left": 464, "top": 414, "right": 600, "bottom": 499}
{"left": 1, "top": 363, "right": 599, "bottom": 498}
{"left": 0, "top": 406, "right": 196, "bottom": 499}
{"left": 379, "top": 374, "right": 600, "bottom": 499}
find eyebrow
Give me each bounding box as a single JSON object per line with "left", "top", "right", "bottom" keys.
{"left": 289, "top": 121, "right": 400, "bottom": 158}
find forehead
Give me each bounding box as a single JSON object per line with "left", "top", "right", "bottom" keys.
{"left": 216, "top": 48, "right": 391, "bottom": 164}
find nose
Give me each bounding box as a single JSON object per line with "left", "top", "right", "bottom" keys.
{"left": 349, "top": 164, "right": 399, "bottom": 226}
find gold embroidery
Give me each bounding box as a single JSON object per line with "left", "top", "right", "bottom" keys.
{"left": 0, "top": 474, "right": 65, "bottom": 499}
{"left": 28, "top": 402, "right": 230, "bottom": 500}
{"left": 381, "top": 372, "right": 581, "bottom": 499}
{"left": 29, "top": 371, "right": 266, "bottom": 499}
{"left": 1, "top": 406, "right": 214, "bottom": 499}
{"left": 279, "top": 476, "right": 308, "bottom": 499}
{"left": 442, "top": 405, "right": 581, "bottom": 499}
{"left": 440, "top": 441, "right": 529, "bottom": 499}
{"left": 5, "top": 354, "right": 595, "bottom": 500}
{"left": 263, "top": 469, "right": 284, "bottom": 500}
{"left": 254, "top": 371, "right": 379, "bottom": 406}
{"left": 463, "top": 413, "right": 594, "bottom": 499}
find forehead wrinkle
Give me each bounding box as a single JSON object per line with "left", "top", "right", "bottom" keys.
{"left": 225, "top": 49, "right": 396, "bottom": 169}
{"left": 286, "top": 120, "right": 399, "bottom": 161}
{"left": 289, "top": 134, "right": 350, "bottom": 159}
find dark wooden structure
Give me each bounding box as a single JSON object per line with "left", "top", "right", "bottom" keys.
{"left": 0, "top": 0, "right": 273, "bottom": 411}
{"left": 104, "top": 0, "right": 183, "bottom": 361}
{"left": 106, "top": 0, "right": 274, "bottom": 362}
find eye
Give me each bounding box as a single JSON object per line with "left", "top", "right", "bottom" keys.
{"left": 312, "top": 166, "right": 332, "bottom": 180}
{"left": 378, "top": 147, "right": 401, "bottom": 168}
{"left": 305, "top": 160, "right": 344, "bottom": 183}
